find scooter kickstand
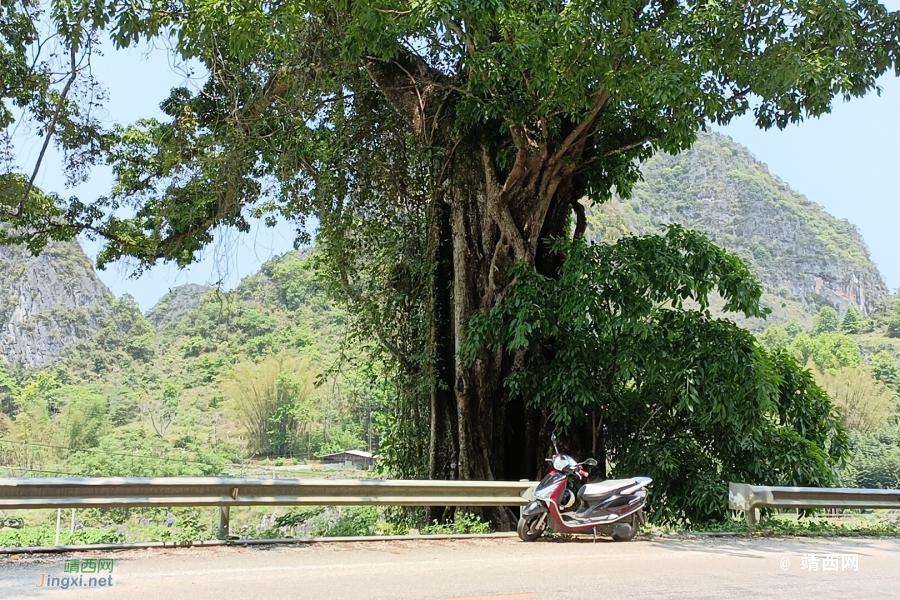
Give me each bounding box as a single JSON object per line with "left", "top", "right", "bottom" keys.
{"left": 592, "top": 527, "right": 597, "bottom": 543}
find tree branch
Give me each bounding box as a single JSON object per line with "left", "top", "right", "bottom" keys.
{"left": 15, "top": 47, "right": 79, "bottom": 217}
{"left": 363, "top": 48, "right": 448, "bottom": 130}
{"left": 572, "top": 200, "right": 587, "bottom": 240}
{"left": 601, "top": 135, "right": 655, "bottom": 158}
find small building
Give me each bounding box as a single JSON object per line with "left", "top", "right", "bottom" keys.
{"left": 321, "top": 450, "right": 374, "bottom": 470}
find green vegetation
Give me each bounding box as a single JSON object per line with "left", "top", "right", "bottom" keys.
{"left": 0, "top": 250, "right": 377, "bottom": 483}
{"left": 814, "top": 307, "right": 841, "bottom": 336}
{"left": 842, "top": 306, "right": 865, "bottom": 334}
{"left": 759, "top": 305, "right": 900, "bottom": 489}
{"left": 888, "top": 300, "right": 900, "bottom": 339}
{"left": 667, "top": 514, "right": 900, "bottom": 537}
{"left": 2, "top": 0, "right": 900, "bottom": 537}
{"left": 466, "top": 230, "right": 846, "bottom": 524}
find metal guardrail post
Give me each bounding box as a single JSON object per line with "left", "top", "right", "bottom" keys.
{"left": 746, "top": 506, "right": 757, "bottom": 529}
{"left": 217, "top": 506, "right": 230, "bottom": 540}
{"left": 54, "top": 509, "right": 61, "bottom": 545}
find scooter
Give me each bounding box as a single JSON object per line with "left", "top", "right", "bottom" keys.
{"left": 517, "top": 433, "right": 652, "bottom": 542}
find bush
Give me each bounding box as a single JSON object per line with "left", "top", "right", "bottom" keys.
{"left": 845, "top": 425, "right": 900, "bottom": 489}
{"left": 421, "top": 513, "right": 492, "bottom": 535}
{"left": 888, "top": 317, "right": 900, "bottom": 339}
{"left": 69, "top": 430, "right": 226, "bottom": 476}
{"left": 814, "top": 367, "right": 896, "bottom": 433}
{"left": 309, "top": 507, "right": 381, "bottom": 537}
{"left": 813, "top": 306, "right": 840, "bottom": 335}
{"left": 841, "top": 306, "right": 864, "bottom": 334}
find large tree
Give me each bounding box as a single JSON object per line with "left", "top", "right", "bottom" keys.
{"left": 3, "top": 1, "right": 899, "bottom": 497}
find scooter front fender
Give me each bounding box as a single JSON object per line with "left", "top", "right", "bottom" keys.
{"left": 521, "top": 500, "right": 548, "bottom": 517}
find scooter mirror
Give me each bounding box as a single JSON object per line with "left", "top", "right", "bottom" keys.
{"left": 550, "top": 433, "right": 557, "bottom": 443}
{"left": 583, "top": 458, "right": 598, "bottom": 467}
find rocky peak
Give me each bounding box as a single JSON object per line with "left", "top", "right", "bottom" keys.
{"left": 589, "top": 132, "right": 888, "bottom": 323}
{"left": 0, "top": 240, "right": 115, "bottom": 368}
{"left": 145, "top": 284, "right": 213, "bottom": 332}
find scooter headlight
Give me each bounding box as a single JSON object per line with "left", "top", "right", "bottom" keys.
{"left": 534, "top": 486, "right": 555, "bottom": 501}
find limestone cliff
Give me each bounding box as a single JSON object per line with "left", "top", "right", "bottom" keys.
{"left": 145, "top": 284, "right": 212, "bottom": 332}
{"left": 0, "top": 240, "right": 114, "bottom": 368}
{"left": 588, "top": 132, "right": 888, "bottom": 325}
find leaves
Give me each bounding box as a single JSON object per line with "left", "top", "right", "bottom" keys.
{"left": 1, "top": 1, "right": 897, "bottom": 267}
{"left": 465, "top": 230, "right": 847, "bottom": 523}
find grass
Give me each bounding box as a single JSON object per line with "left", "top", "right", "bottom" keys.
{"left": 644, "top": 511, "right": 900, "bottom": 538}
{"left": 0, "top": 506, "right": 494, "bottom": 548}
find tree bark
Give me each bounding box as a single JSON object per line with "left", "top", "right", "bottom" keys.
{"left": 429, "top": 131, "right": 589, "bottom": 528}
{"left": 427, "top": 184, "right": 459, "bottom": 523}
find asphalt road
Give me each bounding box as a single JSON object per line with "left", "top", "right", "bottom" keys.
{"left": 0, "top": 536, "right": 897, "bottom": 599}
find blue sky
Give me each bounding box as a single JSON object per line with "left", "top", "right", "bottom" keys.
{"left": 16, "top": 27, "right": 900, "bottom": 312}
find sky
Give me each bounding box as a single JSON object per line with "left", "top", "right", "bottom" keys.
{"left": 15, "top": 21, "right": 900, "bottom": 312}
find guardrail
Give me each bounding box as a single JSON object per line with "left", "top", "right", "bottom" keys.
{"left": 0, "top": 477, "right": 537, "bottom": 540}
{"left": 728, "top": 482, "right": 900, "bottom": 526}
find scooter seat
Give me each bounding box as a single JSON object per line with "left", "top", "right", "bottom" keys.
{"left": 578, "top": 479, "right": 636, "bottom": 500}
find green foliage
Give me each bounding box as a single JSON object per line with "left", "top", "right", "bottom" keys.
{"left": 590, "top": 133, "right": 888, "bottom": 333}
{"left": 784, "top": 321, "right": 805, "bottom": 340}
{"left": 697, "top": 516, "right": 900, "bottom": 537}
{"left": 0, "top": 246, "right": 372, "bottom": 473}
{"left": 759, "top": 325, "right": 790, "bottom": 352}
{"left": 0, "top": 527, "right": 124, "bottom": 548}
{"left": 68, "top": 430, "right": 225, "bottom": 476}
{"left": 842, "top": 306, "right": 865, "bottom": 334}
{"left": 871, "top": 351, "right": 900, "bottom": 390}
{"left": 888, "top": 316, "right": 900, "bottom": 338}
{"left": 813, "top": 367, "right": 896, "bottom": 433}
{"left": 57, "top": 386, "right": 110, "bottom": 450}
{"left": 790, "top": 332, "right": 862, "bottom": 372}
{"left": 223, "top": 356, "right": 316, "bottom": 457}
{"left": 3, "top": 0, "right": 899, "bottom": 525}
{"left": 4, "top": 0, "right": 899, "bottom": 273}
{"left": 143, "top": 380, "right": 180, "bottom": 441}
{"left": 465, "top": 230, "right": 846, "bottom": 524}
{"left": 0, "top": 1, "right": 103, "bottom": 230}
{"left": 162, "top": 509, "right": 210, "bottom": 543}
{"left": 813, "top": 307, "right": 841, "bottom": 335}
{"left": 843, "top": 425, "right": 900, "bottom": 489}
{"left": 421, "top": 513, "right": 492, "bottom": 535}
{"left": 271, "top": 507, "right": 491, "bottom": 537}
{"left": 0, "top": 363, "right": 20, "bottom": 416}
{"left": 309, "top": 507, "right": 381, "bottom": 537}
{"left": 317, "top": 426, "right": 367, "bottom": 458}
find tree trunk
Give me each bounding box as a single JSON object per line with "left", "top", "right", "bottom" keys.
{"left": 426, "top": 182, "right": 459, "bottom": 523}
{"left": 424, "top": 132, "right": 588, "bottom": 528}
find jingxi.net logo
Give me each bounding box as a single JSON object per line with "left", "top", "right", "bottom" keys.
{"left": 35, "top": 558, "right": 115, "bottom": 589}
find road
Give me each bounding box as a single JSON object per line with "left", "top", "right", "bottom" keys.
{"left": 0, "top": 536, "right": 897, "bottom": 599}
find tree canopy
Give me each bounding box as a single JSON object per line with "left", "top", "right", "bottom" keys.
{"left": 2, "top": 1, "right": 898, "bottom": 264}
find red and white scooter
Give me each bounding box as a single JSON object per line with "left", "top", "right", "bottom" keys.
{"left": 518, "top": 434, "right": 652, "bottom": 542}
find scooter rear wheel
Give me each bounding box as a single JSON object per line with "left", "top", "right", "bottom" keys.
{"left": 517, "top": 513, "right": 546, "bottom": 542}
{"left": 612, "top": 512, "right": 640, "bottom": 542}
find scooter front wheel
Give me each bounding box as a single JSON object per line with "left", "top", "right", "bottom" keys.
{"left": 517, "top": 513, "right": 546, "bottom": 542}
